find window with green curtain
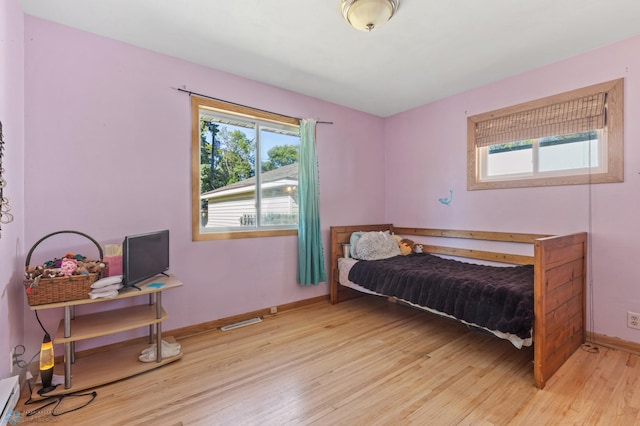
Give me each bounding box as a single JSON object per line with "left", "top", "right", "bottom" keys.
{"left": 297, "top": 118, "right": 326, "bottom": 285}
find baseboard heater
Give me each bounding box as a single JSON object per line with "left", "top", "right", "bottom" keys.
{"left": 0, "top": 376, "right": 19, "bottom": 426}
{"left": 220, "top": 317, "right": 262, "bottom": 331}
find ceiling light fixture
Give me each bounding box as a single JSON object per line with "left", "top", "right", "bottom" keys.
{"left": 340, "top": 0, "right": 399, "bottom": 32}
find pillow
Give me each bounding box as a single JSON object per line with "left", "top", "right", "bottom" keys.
{"left": 349, "top": 231, "right": 363, "bottom": 259}
{"left": 91, "top": 275, "right": 123, "bottom": 288}
{"left": 354, "top": 231, "right": 401, "bottom": 261}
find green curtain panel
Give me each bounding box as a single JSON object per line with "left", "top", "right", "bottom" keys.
{"left": 297, "top": 118, "right": 326, "bottom": 285}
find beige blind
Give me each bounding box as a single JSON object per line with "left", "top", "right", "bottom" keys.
{"left": 475, "top": 92, "right": 607, "bottom": 147}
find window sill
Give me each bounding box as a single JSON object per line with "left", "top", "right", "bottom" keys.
{"left": 193, "top": 228, "right": 298, "bottom": 241}
{"left": 468, "top": 171, "right": 623, "bottom": 190}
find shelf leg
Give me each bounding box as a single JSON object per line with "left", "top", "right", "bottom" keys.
{"left": 156, "top": 292, "right": 162, "bottom": 362}
{"left": 64, "top": 342, "right": 72, "bottom": 389}
{"left": 64, "top": 306, "right": 75, "bottom": 364}
{"left": 148, "top": 294, "right": 154, "bottom": 343}
{"left": 155, "top": 292, "right": 162, "bottom": 319}
{"left": 64, "top": 306, "right": 72, "bottom": 337}
{"left": 64, "top": 305, "right": 72, "bottom": 389}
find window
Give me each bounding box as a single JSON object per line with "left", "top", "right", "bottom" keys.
{"left": 192, "top": 96, "right": 300, "bottom": 240}
{"left": 467, "top": 79, "right": 623, "bottom": 190}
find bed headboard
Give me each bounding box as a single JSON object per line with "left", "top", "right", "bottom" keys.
{"left": 329, "top": 224, "right": 393, "bottom": 303}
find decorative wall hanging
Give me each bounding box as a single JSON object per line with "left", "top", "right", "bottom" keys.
{"left": 438, "top": 189, "right": 454, "bottom": 206}
{"left": 0, "top": 120, "right": 14, "bottom": 238}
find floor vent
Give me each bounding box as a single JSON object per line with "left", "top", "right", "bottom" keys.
{"left": 220, "top": 317, "right": 262, "bottom": 331}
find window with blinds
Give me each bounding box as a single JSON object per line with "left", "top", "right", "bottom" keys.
{"left": 467, "top": 79, "right": 623, "bottom": 190}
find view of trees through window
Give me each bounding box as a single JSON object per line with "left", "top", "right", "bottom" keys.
{"left": 200, "top": 123, "right": 255, "bottom": 195}
{"left": 198, "top": 113, "right": 300, "bottom": 230}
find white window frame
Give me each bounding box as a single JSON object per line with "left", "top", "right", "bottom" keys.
{"left": 477, "top": 131, "right": 608, "bottom": 183}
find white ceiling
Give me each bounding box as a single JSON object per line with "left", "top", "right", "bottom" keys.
{"left": 18, "top": 0, "right": 640, "bottom": 117}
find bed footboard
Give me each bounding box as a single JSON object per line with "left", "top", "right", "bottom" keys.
{"left": 533, "top": 232, "right": 587, "bottom": 389}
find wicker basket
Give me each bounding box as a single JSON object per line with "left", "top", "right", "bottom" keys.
{"left": 24, "top": 230, "right": 105, "bottom": 306}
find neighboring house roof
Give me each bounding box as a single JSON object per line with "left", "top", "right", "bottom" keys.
{"left": 201, "top": 162, "right": 298, "bottom": 200}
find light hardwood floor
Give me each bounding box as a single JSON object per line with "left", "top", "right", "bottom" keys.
{"left": 16, "top": 296, "right": 640, "bottom": 425}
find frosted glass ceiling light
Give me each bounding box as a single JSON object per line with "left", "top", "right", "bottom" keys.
{"left": 341, "top": 0, "right": 399, "bottom": 32}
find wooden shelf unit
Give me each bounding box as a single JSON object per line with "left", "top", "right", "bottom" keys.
{"left": 54, "top": 305, "right": 168, "bottom": 343}
{"left": 29, "top": 274, "right": 183, "bottom": 400}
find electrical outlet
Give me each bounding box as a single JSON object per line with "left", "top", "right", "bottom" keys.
{"left": 9, "top": 349, "right": 14, "bottom": 375}
{"left": 628, "top": 312, "right": 640, "bottom": 329}
{"left": 270, "top": 306, "right": 277, "bottom": 314}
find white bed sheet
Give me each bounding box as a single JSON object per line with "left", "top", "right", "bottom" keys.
{"left": 338, "top": 257, "right": 532, "bottom": 349}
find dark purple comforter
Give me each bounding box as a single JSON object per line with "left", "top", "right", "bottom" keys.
{"left": 348, "top": 253, "right": 534, "bottom": 339}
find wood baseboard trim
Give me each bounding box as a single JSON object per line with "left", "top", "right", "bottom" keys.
{"left": 169, "top": 294, "right": 329, "bottom": 340}
{"left": 63, "top": 294, "right": 330, "bottom": 360}
{"left": 588, "top": 332, "right": 640, "bottom": 356}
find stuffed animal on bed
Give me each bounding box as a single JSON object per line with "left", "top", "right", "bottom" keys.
{"left": 399, "top": 238, "right": 416, "bottom": 255}
{"left": 392, "top": 234, "right": 416, "bottom": 255}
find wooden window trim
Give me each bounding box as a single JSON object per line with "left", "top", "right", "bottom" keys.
{"left": 467, "top": 79, "right": 624, "bottom": 190}
{"left": 191, "top": 96, "right": 299, "bottom": 241}
{"left": 194, "top": 229, "right": 298, "bottom": 241}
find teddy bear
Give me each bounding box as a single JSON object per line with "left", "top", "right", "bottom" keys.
{"left": 43, "top": 268, "right": 60, "bottom": 278}
{"left": 399, "top": 238, "right": 416, "bottom": 255}
{"left": 85, "top": 260, "right": 106, "bottom": 274}
{"left": 75, "top": 263, "right": 89, "bottom": 275}
{"left": 392, "top": 234, "right": 417, "bottom": 255}
{"left": 25, "top": 265, "right": 45, "bottom": 280}
{"left": 73, "top": 260, "right": 107, "bottom": 276}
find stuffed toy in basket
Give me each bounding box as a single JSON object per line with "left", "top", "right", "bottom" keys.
{"left": 23, "top": 230, "right": 107, "bottom": 306}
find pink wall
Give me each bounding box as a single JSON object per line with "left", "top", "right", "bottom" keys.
{"left": 385, "top": 35, "right": 640, "bottom": 343}
{"left": 21, "top": 18, "right": 386, "bottom": 352}
{"left": 10, "top": 9, "right": 640, "bottom": 362}
{"left": 0, "top": 0, "right": 25, "bottom": 379}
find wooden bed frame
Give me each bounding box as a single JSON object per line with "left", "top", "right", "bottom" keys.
{"left": 329, "top": 224, "right": 587, "bottom": 389}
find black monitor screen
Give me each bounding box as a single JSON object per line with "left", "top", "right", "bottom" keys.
{"left": 122, "top": 230, "right": 169, "bottom": 287}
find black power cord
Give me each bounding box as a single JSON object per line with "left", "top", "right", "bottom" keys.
{"left": 581, "top": 127, "right": 599, "bottom": 356}
{"left": 34, "top": 310, "right": 48, "bottom": 336}
{"left": 19, "top": 311, "right": 99, "bottom": 417}
{"left": 24, "top": 380, "right": 97, "bottom": 417}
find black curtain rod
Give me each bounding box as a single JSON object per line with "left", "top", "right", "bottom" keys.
{"left": 173, "top": 87, "right": 333, "bottom": 125}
